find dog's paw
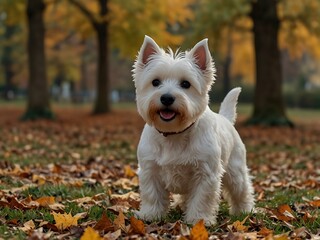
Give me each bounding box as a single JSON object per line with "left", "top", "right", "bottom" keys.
{"left": 184, "top": 215, "right": 217, "bottom": 226}
{"left": 134, "top": 208, "right": 166, "bottom": 222}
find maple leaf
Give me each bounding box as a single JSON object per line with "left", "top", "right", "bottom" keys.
{"left": 80, "top": 227, "right": 103, "bottom": 240}
{"left": 190, "top": 220, "right": 208, "bottom": 240}
{"left": 52, "top": 212, "right": 81, "bottom": 231}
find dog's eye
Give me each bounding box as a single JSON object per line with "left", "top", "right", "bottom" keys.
{"left": 180, "top": 80, "right": 191, "bottom": 89}
{"left": 152, "top": 79, "right": 161, "bottom": 87}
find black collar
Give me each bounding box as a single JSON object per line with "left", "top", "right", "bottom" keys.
{"left": 157, "top": 122, "right": 195, "bottom": 137}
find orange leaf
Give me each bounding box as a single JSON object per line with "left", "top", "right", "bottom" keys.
{"left": 309, "top": 200, "right": 320, "bottom": 207}
{"left": 190, "top": 220, "right": 208, "bottom": 240}
{"left": 129, "top": 216, "right": 145, "bottom": 235}
{"left": 52, "top": 212, "right": 81, "bottom": 231}
{"left": 80, "top": 227, "right": 103, "bottom": 240}
{"left": 35, "top": 196, "right": 55, "bottom": 207}
{"left": 272, "top": 204, "right": 295, "bottom": 222}
{"left": 258, "top": 227, "right": 273, "bottom": 236}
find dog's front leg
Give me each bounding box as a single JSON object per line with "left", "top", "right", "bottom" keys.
{"left": 184, "top": 161, "right": 224, "bottom": 226}
{"left": 136, "top": 161, "right": 169, "bottom": 221}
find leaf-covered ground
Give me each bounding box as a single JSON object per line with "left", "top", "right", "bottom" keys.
{"left": 0, "top": 106, "right": 319, "bottom": 239}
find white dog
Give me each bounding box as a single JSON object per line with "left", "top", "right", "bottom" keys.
{"left": 132, "top": 36, "right": 254, "bottom": 225}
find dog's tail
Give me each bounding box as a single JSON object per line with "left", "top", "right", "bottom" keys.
{"left": 218, "top": 87, "right": 241, "bottom": 125}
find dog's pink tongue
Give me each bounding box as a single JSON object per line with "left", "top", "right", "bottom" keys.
{"left": 160, "top": 111, "right": 176, "bottom": 120}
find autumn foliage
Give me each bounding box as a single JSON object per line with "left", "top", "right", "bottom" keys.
{"left": 0, "top": 107, "right": 319, "bottom": 239}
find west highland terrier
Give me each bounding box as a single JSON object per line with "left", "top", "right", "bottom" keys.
{"left": 132, "top": 36, "right": 254, "bottom": 225}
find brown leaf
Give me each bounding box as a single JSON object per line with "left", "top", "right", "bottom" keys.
{"left": 190, "top": 220, "right": 208, "bottom": 240}
{"left": 129, "top": 216, "right": 145, "bottom": 235}
{"left": 94, "top": 212, "right": 114, "bottom": 232}
{"left": 113, "top": 210, "right": 126, "bottom": 232}
{"left": 103, "top": 229, "right": 122, "bottom": 240}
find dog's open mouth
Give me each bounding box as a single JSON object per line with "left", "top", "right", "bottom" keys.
{"left": 159, "top": 109, "right": 176, "bottom": 121}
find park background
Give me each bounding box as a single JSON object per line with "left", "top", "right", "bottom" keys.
{"left": 1, "top": 0, "right": 320, "bottom": 124}
{"left": 0, "top": 0, "right": 320, "bottom": 239}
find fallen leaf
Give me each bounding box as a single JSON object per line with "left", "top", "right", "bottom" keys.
{"left": 19, "top": 220, "right": 35, "bottom": 233}
{"left": 52, "top": 212, "right": 81, "bottom": 231}
{"left": 258, "top": 227, "right": 273, "bottom": 236}
{"left": 228, "top": 215, "right": 249, "bottom": 232}
{"left": 35, "top": 196, "right": 55, "bottom": 207}
{"left": 114, "top": 210, "right": 126, "bottom": 232}
{"left": 309, "top": 199, "right": 320, "bottom": 207}
{"left": 190, "top": 220, "right": 208, "bottom": 240}
{"left": 94, "top": 212, "right": 114, "bottom": 232}
{"left": 272, "top": 204, "right": 295, "bottom": 222}
{"left": 103, "top": 229, "right": 122, "bottom": 240}
{"left": 129, "top": 216, "right": 145, "bottom": 235}
{"left": 124, "top": 165, "right": 136, "bottom": 178}
{"left": 80, "top": 226, "right": 103, "bottom": 240}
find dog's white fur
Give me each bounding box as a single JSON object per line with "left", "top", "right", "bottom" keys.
{"left": 132, "top": 36, "right": 254, "bottom": 225}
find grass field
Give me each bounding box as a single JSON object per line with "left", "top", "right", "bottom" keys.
{"left": 0, "top": 102, "right": 319, "bottom": 239}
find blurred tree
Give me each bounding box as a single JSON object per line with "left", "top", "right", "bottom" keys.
{"left": 66, "top": 0, "right": 194, "bottom": 114}
{"left": 0, "top": 0, "right": 25, "bottom": 100}
{"left": 68, "top": 0, "right": 110, "bottom": 114}
{"left": 22, "top": 0, "right": 54, "bottom": 120}
{"left": 192, "top": 0, "right": 320, "bottom": 126}
{"left": 248, "top": 0, "right": 292, "bottom": 126}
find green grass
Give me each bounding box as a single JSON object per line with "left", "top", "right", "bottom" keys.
{"left": 1, "top": 101, "right": 320, "bottom": 238}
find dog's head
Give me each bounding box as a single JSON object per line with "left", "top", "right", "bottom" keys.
{"left": 133, "top": 36, "right": 216, "bottom": 133}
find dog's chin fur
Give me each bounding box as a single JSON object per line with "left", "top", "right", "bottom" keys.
{"left": 132, "top": 36, "right": 254, "bottom": 226}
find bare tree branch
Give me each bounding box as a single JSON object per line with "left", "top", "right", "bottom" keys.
{"left": 68, "top": 0, "right": 98, "bottom": 29}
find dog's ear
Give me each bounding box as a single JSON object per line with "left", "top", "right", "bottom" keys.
{"left": 138, "top": 36, "right": 161, "bottom": 65}
{"left": 188, "top": 39, "right": 211, "bottom": 71}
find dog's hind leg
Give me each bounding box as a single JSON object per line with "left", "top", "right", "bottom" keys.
{"left": 222, "top": 147, "right": 255, "bottom": 215}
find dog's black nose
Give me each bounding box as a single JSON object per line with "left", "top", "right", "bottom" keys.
{"left": 160, "top": 94, "right": 175, "bottom": 106}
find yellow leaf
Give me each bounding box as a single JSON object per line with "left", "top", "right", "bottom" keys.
{"left": 80, "top": 227, "right": 103, "bottom": 240}
{"left": 124, "top": 165, "right": 136, "bottom": 178}
{"left": 190, "top": 220, "right": 208, "bottom": 240}
{"left": 52, "top": 212, "right": 81, "bottom": 231}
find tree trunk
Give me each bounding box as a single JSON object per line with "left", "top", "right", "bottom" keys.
{"left": 1, "top": 25, "right": 16, "bottom": 100}
{"left": 93, "top": 13, "right": 111, "bottom": 114}
{"left": 23, "top": 0, "right": 53, "bottom": 120}
{"left": 248, "top": 0, "right": 293, "bottom": 126}
{"left": 69, "top": 0, "right": 110, "bottom": 114}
